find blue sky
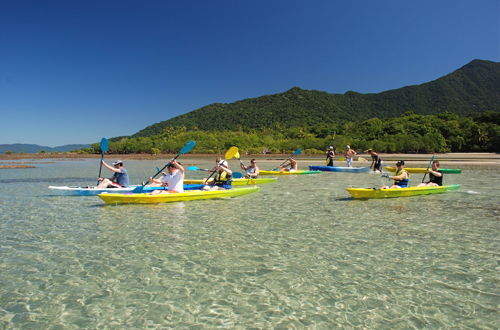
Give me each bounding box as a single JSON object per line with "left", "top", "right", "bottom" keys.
{"left": 1, "top": 0, "right": 498, "bottom": 147}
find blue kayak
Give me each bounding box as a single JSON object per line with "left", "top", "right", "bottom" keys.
{"left": 308, "top": 165, "right": 370, "bottom": 173}
{"left": 48, "top": 184, "right": 204, "bottom": 196}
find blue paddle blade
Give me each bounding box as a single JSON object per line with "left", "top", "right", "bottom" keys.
{"left": 100, "top": 138, "right": 109, "bottom": 153}
{"left": 156, "top": 167, "right": 161, "bottom": 172}
{"left": 187, "top": 166, "right": 200, "bottom": 171}
{"left": 179, "top": 140, "right": 196, "bottom": 155}
{"left": 232, "top": 172, "right": 243, "bottom": 178}
{"left": 294, "top": 149, "right": 302, "bottom": 156}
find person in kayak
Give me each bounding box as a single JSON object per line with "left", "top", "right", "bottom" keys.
{"left": 97, "top": 160, "right": 130, "bottom": 188}
{"left": 240, "top": 158, "right": 260, "bottom": 178}
{"left": 203, "top": 158, "right": 233, "bottom": 190}
{"left": 382, "top": 160, "right": 409, "bottom": 189}
{"left": 148, "top": 160, "right": 185, "bottom": 193}
{"left": 344, "top": 145, "right": 357, "bottom": 167}
{"left": 325, "top": 146, "right": 335, "bottom": 166}
{"left": 367, "top": 149, "right": 383, "bottom": 173}
{"left": 279, "top": 157, "right": 298, "bottom": 172}
{"left": 418, "top": 160, "right": 443, "bottom": 187}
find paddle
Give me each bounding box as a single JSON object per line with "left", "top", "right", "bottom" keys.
{"left": 232, "top": 172, "right": 243, "bottom": 178}
{"left": 187, "top": 165, "right": 209, "bottom": 172}
{"left": 204, "top": 146, "right": 239, "bottom": 184}
{"left": 421, "top": 155, "right": 435, "bottom": 183}
{"left": 133, "top": 140, "right": 196, "bottom": 193}
{"left": 96, "top": 138, "right": 109, "bottom": 185}
{"left": 272, "top": 149, "right": 302, "bottom": 170}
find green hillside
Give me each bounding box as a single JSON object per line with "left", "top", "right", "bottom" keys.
{"left": 132, "top": 59, "right": 500, "bottom": 137}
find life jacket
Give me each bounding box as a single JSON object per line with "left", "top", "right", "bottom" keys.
{"left": 214, "top": 171, "right": 232, "bottom": 188}
{"left": 394, "top": 168, "right": 409, "bottom": 187}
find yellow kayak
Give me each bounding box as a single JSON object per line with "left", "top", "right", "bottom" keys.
{"left": 385, "top": 166, "right": 462, "bottom": 174}
{"left": 346, "top": 184, "right": 461, "bottom": 199}
{"left": 184, "top": 177, "right": 277, "bottom": 185}
{"left": 98, "top": 186, "right": 260, "bottom": 204}
{"left": 259, "top": 170, "right": 322, "bottom": 175}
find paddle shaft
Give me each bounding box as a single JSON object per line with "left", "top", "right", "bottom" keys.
{"left": 421, "top": 155, "right": 435, "bottom": 183}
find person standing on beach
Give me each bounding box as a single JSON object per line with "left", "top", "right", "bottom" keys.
{"left": 344, "top": 145, "right": 357, "bottom": 167}
{"left": 367, "top": 149, "right": 383, "bottom": 172}
{"left": 240, "top": 159, "right": 260, "bottom": 178}
{"left": 97, "top": 160, "right": 129, "bottom": 188}
{"left": 326, "top": 146, "right": 335, "bottom": 166}
{"left": 418, "top": 160, "right": 443, "bottom": 187}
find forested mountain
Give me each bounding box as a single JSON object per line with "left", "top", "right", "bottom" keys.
{"left": 0, "top": 144, "right": 90, "bottom": 154}
{"left": 132, "top": 59, "right": 499, "bottom": 138}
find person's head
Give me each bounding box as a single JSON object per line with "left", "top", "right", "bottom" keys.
{"left": 328, "top": 146, "right": 333, "bottom": 150}
{"left": 346, "top": 145, "right": 350, "bottom": 149}
{"left": 396, "top": 160, "right": 405, "bottom": 168}
{"left": 166, "top": 162, "right": 177, "bottom": 173}
{"left": 432, "top": 160, "right": 440, "bottom": 170}
{"left": 367, "top": 149, "right": 373, "bottom": 154}
{"left": 250, "top": 159, "right": 257, "bottom": 166}
{"left": 215, "top": 156, "right": 221, "bottom": 163}
{"left": 113, "top": 160, "right": 123, "bottom": 168}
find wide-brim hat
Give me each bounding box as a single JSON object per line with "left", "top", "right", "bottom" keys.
{"left": 113, "top": 160, "right": 123, "bottom": 166}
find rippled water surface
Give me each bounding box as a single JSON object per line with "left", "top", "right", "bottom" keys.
{"left": 1, "top": 158, "right": 499, "bottom": 328}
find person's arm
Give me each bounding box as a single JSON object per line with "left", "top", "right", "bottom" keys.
{"left": 102, "top": 160, "right": 120, "bottom": 173}
{"left": 172, "top": 160, "right": 184, "bottom": 174}
{"left": 240, "top": 163, "right": 248, "bottom": 170}
{"left": 428, "top": 169, "right": 442, "bottom": 177}
{"left": 219, "top": 164, "right": 232, "bottom": 175}
{"left": 148, "top": 177, "right": 162, "bottom": 184}
{"left": 253, "top": 166, "right": 260, "bottom": 177}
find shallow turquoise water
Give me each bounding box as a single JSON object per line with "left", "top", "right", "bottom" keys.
{"left": 1, "top": 159, "right": 499, "bottom": 328}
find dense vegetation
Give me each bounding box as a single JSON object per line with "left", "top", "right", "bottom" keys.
{"left": 88, "top": 112, "right": 500, "bottom": 154}
{"left": 131, "top": 59, "right": 500, "bottom": 137}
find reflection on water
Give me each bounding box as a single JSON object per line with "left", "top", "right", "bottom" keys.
{"left": 0, "top": 159, "right": 499, "bottom": 328}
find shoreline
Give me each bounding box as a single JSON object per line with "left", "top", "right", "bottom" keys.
{"left": 0, "top": 152, "right": 499, "bottom": 168}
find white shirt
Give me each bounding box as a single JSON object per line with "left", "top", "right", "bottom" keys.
{"left": 160, "top": 169, "right": 184, "bottom": 193}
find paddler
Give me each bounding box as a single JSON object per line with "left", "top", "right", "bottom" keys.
{"left": 148, "top": 160, "right": 185, "bottom": 194}
{"left": 97, "top": 160, "right": 129, "bottom": 188}
{"left": 202, "top": 157, "right": 233, "bottom": 190}
{"left": 325, "top": 146, "right": 335, "bottom": 166}
{"left": 240, "top": 158, "right": 260, "bottom": 178}
{"left": 382, "top": 160, "right": 409, "bottom": 189}
{"left": 418, "top": 160, "right": 443, "bottom": 187}
{"left": 279, "top": 157, "right": 298, "bottom": 172}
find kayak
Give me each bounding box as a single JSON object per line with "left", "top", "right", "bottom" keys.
{"left": 184, "top": 177, "right": 278, "bottom": 185}
{"left": 98, "top": 186, "right": 260, "bottom": 204}
{"left": 259, "top": 170, "right": 322, "bottom": 175}
{"left": 346, "top": 184, "right": 461, "bottom": 199}
{"left": 385, "top": 166, "right": 462, "bottom": 174}
{"left": 48, "top": 184, "right": 204, "bottom": 196}
{"left": 308, "top": 165, "right": 370, "bottom": 173}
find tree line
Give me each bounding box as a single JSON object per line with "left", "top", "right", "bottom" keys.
{"left": 84, "top": 112, "right": 499, "bottom": 155}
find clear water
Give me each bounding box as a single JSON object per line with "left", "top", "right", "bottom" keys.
{"left": 1, "top": 158, "right": 499, "bottom": 328}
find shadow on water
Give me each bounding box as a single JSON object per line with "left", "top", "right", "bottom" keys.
{"left": 0, "top": 177, "right": 94, "bottom": 184}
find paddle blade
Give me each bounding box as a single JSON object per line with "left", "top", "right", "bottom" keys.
{"left": 100, "top": 138, "right": 109, "bottom": 154}
{"left": 187, "top": 166, "right": 200, "bottom": 171}
{"left": 179, "top": 140, "right": 196, "bottom": 155}
{"left": 293, "top": 149, "right": 302, "bottom": 156}
{"left": 234, "top": 151, "right": 240, "bottom": 160}
{"left": 225, "top": 146, "right": 239, "bottom": 160}
{"left": 132, "top": 186, "right": 144, "bottom": 193}
{"left": 232, "top": 172, "right": 243, "bottom": 178}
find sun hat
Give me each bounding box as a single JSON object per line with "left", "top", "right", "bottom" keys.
{"left": 346, "top": 145, "right": 350, "bottom": 148}
{"left": 113, "top": 160, "right": 123, "bottom": 166}
{"left": 396, "top": 160, "right": 405, "bottom": 166}
{"left": 329, "top": 146, "right": 333, "bottom": 149}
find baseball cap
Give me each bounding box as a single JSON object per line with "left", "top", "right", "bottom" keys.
{"left": 396, "top": 160, "right": 405, "bottom": 166}
{"left": 113, "top": 160, "right": 123, "bottom": 166}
